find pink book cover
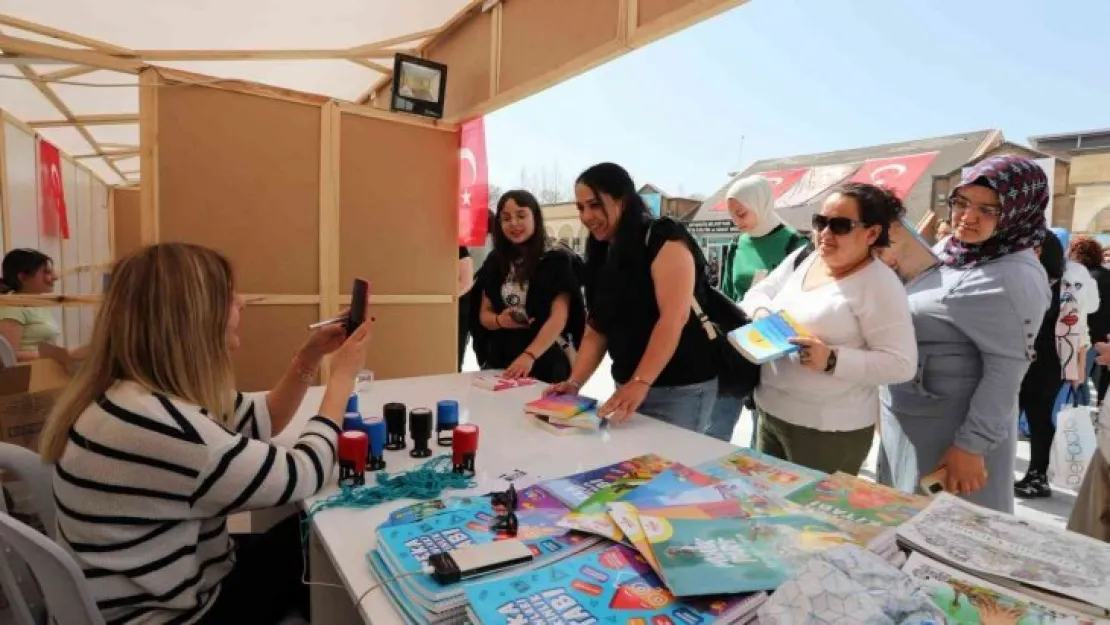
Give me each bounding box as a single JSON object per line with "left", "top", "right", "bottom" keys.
{"left": 524, "top": 393, "right": 598, "bottom": 418}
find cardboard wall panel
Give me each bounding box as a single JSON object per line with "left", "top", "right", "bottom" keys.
{"left": 91, "top": 180, "right": 110, "bottom": 291}
{"left": 498, "top": 0, "right": 620, "bottom": 96}
{"left": 75, "top": 166, "right": 94, "bottom": 343}
{"left": 157, "top": 86, "right": 321, "bottom": 295}
{"left": 365, "top": 304, "right": 456, "bottom": 380}
{"left": 231, "top": 305, "right": 316, "bottom": 391}
{"left": 425, "top": 10, "right": 492, "bottom": 121}
{"left": 61, "top": 162, "right": 82, "bottom": 348}
{"left": 338, "top": 112, "right": 457, "bottom": 296}
{"left": 112, "top": 187, "right": 141, "bottom": 261}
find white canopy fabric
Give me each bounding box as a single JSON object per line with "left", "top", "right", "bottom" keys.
{"left": 0, "top": 0, "right": 476, "bottom": 183}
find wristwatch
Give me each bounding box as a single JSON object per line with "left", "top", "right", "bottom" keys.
{"left": 824, "top": 349, "right": 838, "bottom": 373}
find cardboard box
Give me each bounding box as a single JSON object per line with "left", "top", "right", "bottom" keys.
{"left": 0, "top": 358, "right": 71, "bottom": 451}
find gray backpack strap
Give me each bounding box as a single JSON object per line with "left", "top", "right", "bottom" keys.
{"left": 644, "top": 220, "right": 718, "bottom": 341}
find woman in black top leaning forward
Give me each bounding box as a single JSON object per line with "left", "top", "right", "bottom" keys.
{"left": 547, "top": 163, "right": 718, "bottom": 432}
{"left": 475, "top": 190, "right": 586, "bottom": 383}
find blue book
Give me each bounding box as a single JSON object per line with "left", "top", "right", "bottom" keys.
{"left": 375, "top": 489, "right": 598, "bottom": 607}
{"left": 726, "top": 310, "right": 808, "bottom": 364}
{"left": 464, "top": 544, "right": 764, "bottom": 625}
{"left": 538, "top": 454, "right": 674, "bottom": 508}
{"left": 644, "top": 514, "right": 853, "bottom": 596}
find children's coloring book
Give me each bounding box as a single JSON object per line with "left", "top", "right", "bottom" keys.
{"left": 898, "top": 493, "right": 1110, "bottom": 616}
{"left": 557, "top": 463, "right": 721, "bottom": 541}
{"left": 538, "top": 454, "right": 674, "bottom": 508}
{"left": 726, "top": 310, "right": 808, "bottom": 364}
{"left": 464, "top": 544, "right": 765, "bottom": 625}
{"left": 904, "top": 552, "right": 1099, "bottom": 625}
{"left": 695, "top": 448, "right": 825, "bottom": 497}
{"left": 786, "top": 472, "right": 929, "bottom": 546}
{"left": 642, "top": 513, "right": 854, "bottom": 596}
{"left": 376, "top": 489, "right": 598, "bottom": 606}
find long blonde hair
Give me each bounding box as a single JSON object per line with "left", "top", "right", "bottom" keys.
{"left": 40, "top": 243, "right": 237, "bottom": 462}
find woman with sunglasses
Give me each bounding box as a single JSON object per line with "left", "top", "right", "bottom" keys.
{"left": 738, "top": 183, "right": 916, "bottom": 474}
{"left": 879, "top": 155, "right": 1051, "bottom": 514}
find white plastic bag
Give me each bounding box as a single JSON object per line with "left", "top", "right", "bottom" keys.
{"left": 1049, "top": 402, "right": 1098, "bottom": 491}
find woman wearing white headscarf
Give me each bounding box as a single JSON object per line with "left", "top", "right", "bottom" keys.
{"left": 704, "top": 175, "right": 812, "bottom": 443}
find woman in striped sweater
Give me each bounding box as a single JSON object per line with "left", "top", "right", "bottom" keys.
{"left": 38, "top": 243, "right": 372, "bottom": 625}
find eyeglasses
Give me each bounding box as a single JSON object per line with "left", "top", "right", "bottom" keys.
{"left": 947, "top": 194, "right": 1001, "bottom": 218}
{"left": 811, "top": 214, "right": 863, "bottom": 236}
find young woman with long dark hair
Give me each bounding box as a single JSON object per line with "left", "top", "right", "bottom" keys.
{"left": 546, "top": 163, "right": 718, "bottom": 432}
{"left": 474, "top": 190, "right": 585, "bottom": 383}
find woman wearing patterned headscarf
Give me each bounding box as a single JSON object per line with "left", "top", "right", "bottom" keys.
{"left": 878, "top": 155, "right": 1051, "bottom": 513}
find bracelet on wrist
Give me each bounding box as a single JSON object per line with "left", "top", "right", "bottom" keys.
{"left": 566, "top": 378, "right": 583, "bottom": 390}
{"left": 524, "top": 350, "right": 537, "bottom": 361}
{"left": 293, "top": 356, "right": 319, "bottom": 384}
{"left": 629, "top": 375, "right": 652, "bottom": 388}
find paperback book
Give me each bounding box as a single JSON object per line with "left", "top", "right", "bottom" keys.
{"left": 464, "top": 544, "right": 766, "bottom": 625}
{"left": 557, "top": 463, "right": 721, "bottom": 541}
{"left": 904, "top": 552, "right": 1099, "bottom": 625}
{"left": 472, "top": 375, "right": 537, "bottom": 391}
{"left": 527, "top": 413, "right": 597, "bottom": 436}
{"left": 897, "top": 493, "right": 1110, "bottom": 617}
{"left": 881, "top": 217, "right": 940, "bottom": 284}
{"left": 375, "top": 487, "right": 599, "bottom": 610}
{"left": 642, "top": 513, "right": 853, "bottom": 596}
{"left": 726, "top": 310, "right": 809, "bottom": 364}
{"left": 523, "top": 393, "right": 598, "bottom": 419}
{"left": 538, "top": 454, "right": 674, "bottom": 508}
{"left": 785, "top": 472, "right": 929, "bottom": 548}
{"left": 695, "top": 448, "right": 825, "bottom": 497}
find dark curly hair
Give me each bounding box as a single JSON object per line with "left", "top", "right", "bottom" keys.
{"left": 833, "top": 182, "right": 907, "bottom": 248}
{"left": 1069, "top": 235, "right": 1104, "bottom": 270}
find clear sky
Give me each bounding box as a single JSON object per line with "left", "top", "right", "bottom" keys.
{"left": 484, "top": 0, "right": 1110, "bottom": 200}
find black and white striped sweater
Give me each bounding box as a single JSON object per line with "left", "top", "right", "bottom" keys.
{"left": 53, "top": 380, "right": 339, "bottom": 625}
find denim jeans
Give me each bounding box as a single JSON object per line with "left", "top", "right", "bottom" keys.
{"left": 1077, "top": 346, "right": 1097, "bottom": 406}
{"left": 704, "top": 394, "right": 759, "bottom": 446}
{"left": 636, "top": 378, "right": 718, "bottom": 434}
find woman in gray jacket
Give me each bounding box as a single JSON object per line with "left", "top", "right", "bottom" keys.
{"left": 878, "top": 155, "right": 1051, "bottom": 514}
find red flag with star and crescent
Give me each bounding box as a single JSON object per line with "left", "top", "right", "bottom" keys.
{"left": 458, "top": 117, "right": 489, "bottom": 246}
{"left": 37, "top": 138, "right": 70, "bottom": 239}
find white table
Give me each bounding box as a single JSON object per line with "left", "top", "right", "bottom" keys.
{"left": 285, "top": 372, "right": 738, "bottom": 625}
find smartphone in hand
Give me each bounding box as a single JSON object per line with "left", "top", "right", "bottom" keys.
{"left": 347, "top": 279, "right": 370, "bottom": 335}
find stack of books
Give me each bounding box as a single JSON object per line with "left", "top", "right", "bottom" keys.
{"left": 368, "top": 485, "right": 600, "bottom": 624}
{"left": 368, "top": 450, "right": 942, "bottom": 624}
{"left": 523, "top": 393, "right": 602, "bottom": 435}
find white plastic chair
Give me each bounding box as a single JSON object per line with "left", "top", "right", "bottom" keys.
{"left": 0, "top": 513, "right": 104, "bottom": 625}
{"left": 0, "top": 443, "right": 58, "bottom": 625}
{"left": 0, "top": 335, "right": 16, "bottom": 368}
{"left": 0, "top": 443, "right": 55, "bottom": 539}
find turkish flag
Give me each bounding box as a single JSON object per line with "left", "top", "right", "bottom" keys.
{"left": 848, "top": 152, "right": 939, "bottom": 200}
{"left": 458, "top": 117, "right": 489, "bottom": 246}
{"left": 757, "top": 167, "right": 808, "bottom": 199}
{"left": 37, "top": 138, "right": 70, "bottom": 239}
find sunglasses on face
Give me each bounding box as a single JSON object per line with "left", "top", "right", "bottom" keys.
{"left": 811, "top": 214, "right": 863, "bottom": 236}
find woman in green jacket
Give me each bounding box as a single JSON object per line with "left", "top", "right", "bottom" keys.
{"left": 704, "top": 175, "right": 810, "bottom": 443}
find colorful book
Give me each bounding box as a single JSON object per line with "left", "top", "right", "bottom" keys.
{"left": 538, "top": 454, "right": 674, "bottom": 508}
{"left": 904, "top": 552, "right": 1099, "bottom": 625}
{"left": 524, "top": 393, "right": 598, "bottom": 418}
{"left": 898, "top": 493, "right": 1110, "bottom": 617}
{"left": 547, "top": 409, "right": 603, "bottom": 430}
{"left": 385, "top": 482, "right": 558, "bottom": 526}
{"left": 785, "top": 472, "right": 929, "bottom": 547}
{"left": 726, "top": 310, "right": 809, "bottom": 364}
{"left": 375, "top": 488, "right": 598, "bottom": 608}
{"left": 464, "top": 544, "right": 765, "bottom": 625}
{"left": 472, "top": 375, "right": 537, "bottom": 391}
{"left": 882, "top": 217, "right": 940, "bottom": 284}
{"left": 695, "top": 448, "right": 825, "bottom": 497}
{"left": 639, "top": 513, "right": 854, "bottom": 596}
{"left": 558, "top": 463, "right": 721, "bottom": 541}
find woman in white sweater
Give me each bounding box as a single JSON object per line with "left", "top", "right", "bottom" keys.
{"left": 39, "top": 243, "right": 372, "bottom": 625}
{"left": 740, "top": 183, "right": 917, "bottom": 475}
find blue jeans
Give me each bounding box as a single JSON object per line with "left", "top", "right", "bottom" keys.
{"left": 636, "top": 378, "right": 718, "bottom": 434}
{"left": 704, "top": 394, "right": 758, "bottom": 446}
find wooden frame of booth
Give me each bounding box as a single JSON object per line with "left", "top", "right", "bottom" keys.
{"left": 134, "top": 68, "right": 461, "bottom": 390}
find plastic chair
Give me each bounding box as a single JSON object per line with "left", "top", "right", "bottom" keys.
{"left": 0, "top": 513, "right": 104, "bottom": 625}
{"left": 0, "top": 443, "right": 55, "bottom": 539}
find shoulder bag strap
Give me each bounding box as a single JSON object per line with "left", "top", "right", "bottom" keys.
{"left": 645, "top": 221, "right": 719, "bottom": 342}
